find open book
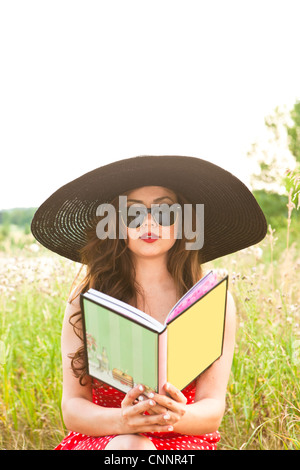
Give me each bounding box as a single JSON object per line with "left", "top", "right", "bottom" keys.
{"left": 81, "top": 270, "right": 228, "bottom": 395}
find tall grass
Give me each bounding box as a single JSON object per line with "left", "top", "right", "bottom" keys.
{"left": 0, "top": 254, "right": 80, "bottom": 449}
{"left": 0, "top": 211, "right": 299, "bottom": 449}
{"left": 213, "top": 243, "right": 300, "bottom": 449}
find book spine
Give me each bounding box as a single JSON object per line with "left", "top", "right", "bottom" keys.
{"left": 158, "top": 328, "right": 168, "bottom": 394}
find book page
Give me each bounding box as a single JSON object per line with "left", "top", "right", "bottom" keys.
{"left": 166, "top": 278, "right": 227, "bottom": 390}
{"left": 86, "top": 289, "right": 164, "bottom": 332}
{"left": 166, "top": 270, "right": 216, "bottom": 324}
{"left": 82, "top": 298, "right": 159, "bottom": 393}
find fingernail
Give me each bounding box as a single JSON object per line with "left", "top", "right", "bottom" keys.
{"left": 165, "top": 383, "right": 170, "bottom": 390}
{"left": 164, "top": 413, "right": 170, "bottom": 420}
{"left": 168, "top": 425, "right": 173, "bottom": 431}
{"left": 149, "top": 400, "right": 155, "bottom": 406}
{"left": 148, "top": 392, "right": 155, "bottom": 398}
{"left": 138, "top": 395, "right": 144, "bottom": 401}
{"left": 138, "top": 385, "right": 144, "bottom": 392}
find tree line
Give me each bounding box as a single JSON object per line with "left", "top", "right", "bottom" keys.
{"left": 0, "top": 207, "right": 37, "bottom": 234}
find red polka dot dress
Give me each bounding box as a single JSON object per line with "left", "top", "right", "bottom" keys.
{"left": 55, "top": 379, "right": 220, "bottom": 450}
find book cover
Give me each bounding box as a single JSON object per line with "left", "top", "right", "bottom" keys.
{"left": 81, "top": 271, "right": 228, "bottom": 394}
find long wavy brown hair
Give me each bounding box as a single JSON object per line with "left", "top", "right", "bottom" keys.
{"left": 68, "top": 189, "right": 203, "bottom": 385}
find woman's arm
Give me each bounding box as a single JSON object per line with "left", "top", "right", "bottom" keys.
{"left": 152, "top": 290, "right": 236, "bottom": 435}
{"left": 60, "top": 290, "right": 172, "bottom": 436}
{"left": 60, "top": 291, "right": 123, "bottom": 436}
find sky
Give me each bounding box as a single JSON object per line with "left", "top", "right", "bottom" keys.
{"left": 1, "top": 0, "right": 300, "bottom": 210}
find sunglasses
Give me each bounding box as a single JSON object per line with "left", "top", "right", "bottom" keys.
{"left": 119, "top": 203, "right": 181, "bottom": 229}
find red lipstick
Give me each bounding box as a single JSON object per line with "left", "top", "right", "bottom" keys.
{"left": 140, "top": 232, "right": 159, "bottom": 243}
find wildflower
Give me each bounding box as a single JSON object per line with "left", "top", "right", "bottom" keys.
{"left": 253, "top": 247, "right": 263, "bottom": 260}
{"left": 214, "top": 268, "right": 228, "bottom": 278}
{"left": 29, "top": 243, "right": 39, "bottom": 253}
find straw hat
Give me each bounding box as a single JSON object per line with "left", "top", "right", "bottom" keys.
{"left": 31, "top": 155, "right": 267, "bottom": 264}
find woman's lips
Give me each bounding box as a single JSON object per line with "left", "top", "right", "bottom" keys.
{"left": 140, "top": 232, "right": 159, "bottom": 242}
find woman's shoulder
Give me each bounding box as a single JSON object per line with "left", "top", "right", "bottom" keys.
{"left": 225, "top": 289, "right": 236, "bottom": 329}
{"left": 64, "top": 284, "right": 82, "bottom": 318}
{"left": 68, "top": 284, "right": 82, "bottom": 304}
{"left": 61, "top": 285, "right": 83, "bottom": 341}
{"left": 226, "top": 289, "right": 236, "bottom": 309}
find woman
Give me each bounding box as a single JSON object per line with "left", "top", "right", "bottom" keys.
{"left": 31, "top": 155, "right": 267, "bottom": 450}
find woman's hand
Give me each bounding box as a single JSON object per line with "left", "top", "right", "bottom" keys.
{"left": 149, "top": 382, "right": 188, "bottom": 428}
{"left": 119, "top": 384, "right": 175, "bottom": 434}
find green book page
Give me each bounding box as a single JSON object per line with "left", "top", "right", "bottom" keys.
{"left": 83, "top": 298, "right": 158, "bottom": 393}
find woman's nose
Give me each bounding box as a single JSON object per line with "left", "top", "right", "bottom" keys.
{"left": 141, "top": 212, "right": 157, "bottom": 228}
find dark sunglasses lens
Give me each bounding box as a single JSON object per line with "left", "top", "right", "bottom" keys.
{"left": 152, "top": 205, "right": 179, "bottom": 226}
{"left": 123, "top": 207, "right": 147, "bottom": 228}
{"left": 121, "top": 204, "right": 180, "bottom": 228}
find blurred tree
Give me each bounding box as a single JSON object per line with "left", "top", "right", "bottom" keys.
{"left": 0, "top": 211, "right": 10, "bottom": 239}
{"left": 287, "top": 100, "right": 300, "bottom": 164}
{"left": 252, "top": 189, "right": 289, "bottom": 231}
{"left": 0, "top": 207, "right": 36, "bottom": 228}
{"left": 247, "top": 102, "right": 300, "bottom": 234}
{"left": 247, "top": 105, "right": 296, "bottom": 194}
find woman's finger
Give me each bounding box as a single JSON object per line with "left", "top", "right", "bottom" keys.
{"left": 123, "top": 396, "right": 163, "bottom": 420}
{"left": 121, "top": 384, "right": 144, "bottom": 407}
{"left": 134, "top": 410, "right": 175, "bottom": 430}
{"left": 149, "top": 387, "right": 187, "bottom": 414}
{"left": 150, "top": 394, "right": 178, "bottom": 412}
{"left": 136, "top": 394, "right": 168, "bottom": 415}
{"left": 121, "top": 398, "right": 174, "bottom": 433}
{"left": 163, "top": 382, "right": 187, "bottom": 404}
{"left": 136, "top": 420, "right": 174, "bottom": 434}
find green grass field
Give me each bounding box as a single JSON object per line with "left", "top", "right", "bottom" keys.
{"left": 0, "top": 223, "right": 299, "bottom": 450}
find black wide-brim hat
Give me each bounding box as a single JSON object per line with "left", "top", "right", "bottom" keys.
{"left": 31, "top": 155, "right": 267, "bottom": 264}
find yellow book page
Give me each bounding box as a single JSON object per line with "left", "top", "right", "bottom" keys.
{"left": 167, "top": 279, "right": 227, "bottom": 390}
